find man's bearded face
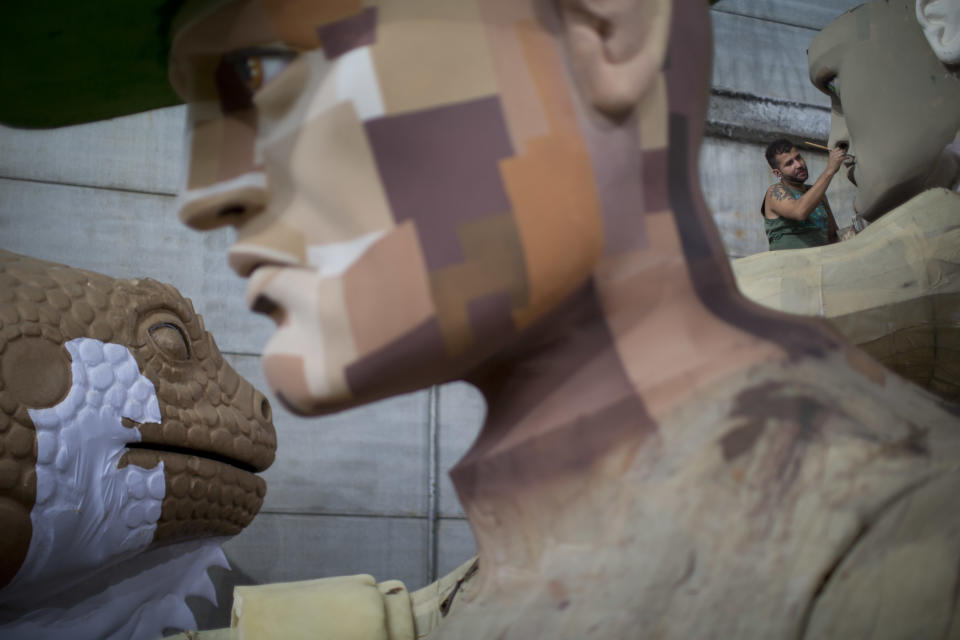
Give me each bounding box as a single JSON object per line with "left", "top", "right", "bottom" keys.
{"left": 775, "top": 148, "right": 809, "bottom": 184}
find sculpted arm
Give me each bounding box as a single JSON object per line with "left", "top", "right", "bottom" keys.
{"left": 765, "top": 147, "right": 845, "bottom": 221}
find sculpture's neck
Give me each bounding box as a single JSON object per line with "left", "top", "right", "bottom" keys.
{"left": 452, "top": 195, "right": 840, "bottom": 580}
{"left": 936, "top": 135, "right": 960, "bottom": 193}
{"left": 453, "top": 280, "right": 654, "bottom": 581}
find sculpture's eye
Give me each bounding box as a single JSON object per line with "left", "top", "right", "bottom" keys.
{"left": 149, "top": 322, "right": 190, "bottom": 361}
{"left": 227, "top": 49, "right": 297, "bottom": 94}
{"left": 215, "top": 48, "right": 298, "bottom": 112}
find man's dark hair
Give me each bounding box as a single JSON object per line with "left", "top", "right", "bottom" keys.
{"left": 765, "top": 139, "right": 795, "bottom": 169}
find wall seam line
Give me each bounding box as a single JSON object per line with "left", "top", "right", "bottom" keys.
{"left": 710, "top": 7, "right": 820, "bottom": 32}
{"left": 0, "top": 174, "right": 178, "bottom": 197}
{"left": 427, "top": 385, "right": 440, "bottom": 583}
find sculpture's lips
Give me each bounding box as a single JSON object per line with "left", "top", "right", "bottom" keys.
{"left": 846, "top": 164, "right": 857, "bottom": 186}
{"left": 250, "top": 292, "right": 284, "bottom": 324}
{"left": 246, "top": 265, "right": 295, "bottom": 325}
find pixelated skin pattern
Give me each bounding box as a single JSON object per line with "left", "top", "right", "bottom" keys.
{"left": 9, "top": 338, "right": 165, "bottom": 591}
{"left": 171, "top": 1, "right": 614, "bottom": 414}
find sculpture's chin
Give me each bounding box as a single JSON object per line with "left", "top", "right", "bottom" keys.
{"left": 854, "top": 184, "right": 912, "bottom": 222}
{"left": 262, "top": 349, "right": 334, "bottom": 417}
{"left": 121, "top": 449, "right": 267, "bottom": 540}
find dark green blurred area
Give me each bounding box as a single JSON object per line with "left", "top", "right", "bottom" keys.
{"left": 1, "top": 0, "right": 723, "bottom": 128}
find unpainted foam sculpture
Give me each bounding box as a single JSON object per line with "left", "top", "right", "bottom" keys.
{"left": 734, "top": 0, "right": 960, "bottom": 401}
{"left": 4, "top": 0, "right": 960, "bottom": 638}
{"left": 0, "top": 250, "right": 276, "bottom": 639}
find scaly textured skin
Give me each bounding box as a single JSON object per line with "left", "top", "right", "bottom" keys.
{"left": 0, "top": 250, "right": 277, "bottom": 589}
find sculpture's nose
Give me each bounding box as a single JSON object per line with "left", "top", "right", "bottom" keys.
{"left": 176, "top": 102, "right": 268, "bottom": 232}
{"left": 827, "top": 112, "right": 852, "bottom": 157}
{"left": 177, "top": 172, "right": 268, "bottom": 232}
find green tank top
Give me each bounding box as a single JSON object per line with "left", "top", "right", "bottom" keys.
{"left": 764, "top": 184, "right": 830, "bottom": 250}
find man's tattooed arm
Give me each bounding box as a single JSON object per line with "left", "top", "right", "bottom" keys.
{"left": 770, "top": 184, "right": 789, "bottom": 201}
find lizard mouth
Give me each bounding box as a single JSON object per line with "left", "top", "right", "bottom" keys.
{"left": 120, "top": 417, "right": 270, "bottom": 540}
{"left": 124, "top": 440, "right": 258, "bottom": 475}
{"left": 120, "top": 417, "right": 269, "bottom": 474}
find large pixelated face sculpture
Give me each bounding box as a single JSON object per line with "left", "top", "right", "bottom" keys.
{"left": 808, "top": 0, "right": 960, "bottom": 221}
{"left": 170, "top": 0, "right": 672, "bottom": 415}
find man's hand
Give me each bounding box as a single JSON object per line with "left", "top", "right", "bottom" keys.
{"left": 826, "top": 146, "right": 846, "bottom": 175}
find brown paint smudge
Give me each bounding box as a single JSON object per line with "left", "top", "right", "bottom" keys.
{"left": 883, "top": 423, "right": 930, "bottom": 458}
{"left": 720, "top": 421, "right": 766, "bottom": 462}
{"left": 721, "top": 382, "right": 838, "bottom": 500}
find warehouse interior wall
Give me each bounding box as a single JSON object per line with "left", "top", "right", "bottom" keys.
{"left": 0, "top": 0, "right": 863, "bottom": 627}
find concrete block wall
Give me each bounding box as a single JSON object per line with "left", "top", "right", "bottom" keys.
{"left": 0, "top": 1, "right": 865, "bottom": 628}
{"left": 0, "top": 108, "right": 489, "bottom": 627}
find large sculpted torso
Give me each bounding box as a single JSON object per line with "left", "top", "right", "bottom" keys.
{"left": 735, "top": 189, "right": 960, "bottom": 401}
{"left": 207, "top": 347, "right": 960, "bottom": 639}
{"left": 430, "top": 352, "right": 960, "bottom": 639}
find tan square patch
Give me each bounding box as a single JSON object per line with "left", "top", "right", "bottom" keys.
{"left": 344, "top": 221, "right": 436, "bottom": 359}
{"left": 370, "top": 0, "right": 499, "bottom": 115}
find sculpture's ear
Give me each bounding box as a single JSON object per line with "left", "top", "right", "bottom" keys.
{"left": 917, "top": 0, "right": 960, "bottom": 65}
{"left": 558, "top": 0, "right": 672, "bottom": 117}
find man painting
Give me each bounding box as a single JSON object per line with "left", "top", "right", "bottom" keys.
{"left": 761, "top": 139, "right": 844, "bottom": 250}
{"left": 735, "top": 0, "right": 960, "bottom": 400}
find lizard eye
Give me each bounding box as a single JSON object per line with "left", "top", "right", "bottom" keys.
{"left": 149, "top": 322, "right": 191, "bottom": 361}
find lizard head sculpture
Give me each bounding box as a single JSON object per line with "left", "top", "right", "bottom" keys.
{"left": 0, "top": 249, "right": 276, "bottom": 637}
